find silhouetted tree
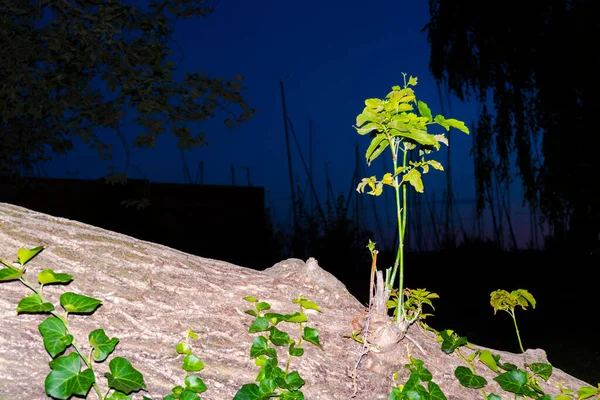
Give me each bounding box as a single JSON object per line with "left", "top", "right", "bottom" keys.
{"left": 425, "top": 0, "right": 596, "bottom": 250}
{"left": 0, "top": 0, "right": 255, "bottom": 179}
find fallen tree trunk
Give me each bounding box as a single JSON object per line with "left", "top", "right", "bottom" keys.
{"left": 0, "top": 203, "right": 593, "bottom": 399}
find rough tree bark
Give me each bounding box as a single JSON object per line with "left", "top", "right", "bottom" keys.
{"left": 0, "top": 203, "right": 592, "bottom": 399}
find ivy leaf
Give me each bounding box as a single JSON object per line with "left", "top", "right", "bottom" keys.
{"left": 439, "top": 329, "right": 468, "bottom": 354}
{"left": 250, "top": 336, "right": 277, "bottom": 358}
{"left": 38, "top": 269, "right": 73, "bottom": 285}
{"left": 17, "top": 293, "right": 55, "bottom": 313}
{"left": 289, "top": 342, "right": 304, "bottom": 357}
{"left": 276, "top": 370, "right": 305, "bottom": 391}
{"left": 298, "top": 299, "right": 321, "bottom": 312}
{"left": 60, "top": 292, "right": 101, "bottom": 314}
{"left": 243, "top": 296, "right": 258, "bottom": 303}
{"left": 249, "top": 317, "right": 269, "bottom": 333}
{"left": 428, "top": 381, "right": 447, "bottom": 400}
{"left": 487, "top": 395, "right": 502, "bottom": 400}
{"left": 106, "top": 391, "right": 131, "bottom": 400}
{"left": 493, "top": 370, "right": 528, "bottom": 394}
{"left": 256, "top": 302, "right": 271, "bottom": 311}
{"left": 89, "top": 329, "right": 119, "bottom": 362}
{"left": 454, "top": 366, "right": 487, "bottom": 388}
{"left": 283, "top": 312, "right": 308, "bottom": 323}
{"left": 302, "top": 326, "right": 322, "bottom": 349}
{"left": 256, "top": 357, "right": 284, "bottom": 382}
{"left": 178, "top": 390, "right": 201, "bottom": 400}
{"left": 182, "top": 354, "right": 204, "bottom": 371}
{"left": 184, "top": 374, "right": 207, "bottom": 393}
{"left": 104, "top": 357, "right": 146, "bottom": 395}
{"left": 406, "top": 358, "right": 432, "bottom": 382}
{"left": 176, "top": 341, "right": 192, "bottom": 355}
{"left": 44, "top": 352, "right": 95, "bottom": 399}
{"left": 526, "top": 362, "right": 552, "bottom": 381}
{"left": 39, "top": 317, "right": 73, "bottom": 358}
{"left": 478, "top": 350, "right": 499, "bottom": 372}
{"left": 233, "top": 383, "right": 262, "bottom": 400}
{"left": 269, "top": 326, "right": 291, "bottom": 346}
{"left": 263, "top": 312, "right": 286, "bottom": 325}
{"left": 280, "top": 391, "right": 304, "bottom": 400}
{"left": 0, "top": 267, "right": 23, "bottom": 281}
{"left": 17, "top": 246, "right": 44, "bottom": 265}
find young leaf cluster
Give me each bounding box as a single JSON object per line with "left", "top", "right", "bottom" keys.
{"left": 163, "top": 328, "right": 208, "bottom": 400}
{"left": 234, "top": 295, "right": 323, "bottom": 400}
{"left": 388, "top": 357, "right": 447, "bottom": 400}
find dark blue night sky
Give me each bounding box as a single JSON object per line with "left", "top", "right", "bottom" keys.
{"left": 46, "top": 1, "right": 532, "bottom": 248}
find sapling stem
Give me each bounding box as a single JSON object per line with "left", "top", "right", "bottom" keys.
{"left": 510, "top": 309, "right": 525, "bottom": 353}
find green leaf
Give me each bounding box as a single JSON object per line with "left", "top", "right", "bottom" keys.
{"left": 249, "top": 317, "right": 270, "bottom": 332}
{"left": 39, "top": 317, "right": 73, "bottom": 358}
{"left": 388, "top": 387, "right": 403, "bottom": 400}
{"left": 176, "top": 341, "right": 192, "bottom": 354}
{"left": 401, "top": 168, "right": 424, "bottom": 193}
{"left": 256, "top": 357, "right": 284, "bottom": 382}
{"left": 303, "top": 326, "right": 322, "bottom": 349}
{"left": 365, "top": 98, "right": 384, "bottom": 109}
{"left": 487, "top": 395, "right": 502, "bottom": 400}
{"left": 243, "top": 296, "right": 258, "bottom": 303}
{"left": 454, "top": 366, "right": 487, "bottom": 388}
{"left": 493, "top": 370, "right": 528, "bottom": 393}
{"left": 233, "top": 383, "right": 262, "bottom": 400}
{"left": 407, "top": 76, "right": 418, "bottom": 86}
{"left": 182, "top": 354, "right": 204, "bottom": 371}
{"left": 283, "top": 312, "right": 308, "bottom": 323}
{"left": 263, "top": 312, "right": 286, "bottom": 324}
{"left": 106, "top": 391, "right": 132, "bottom": 400}
{"left": 89, "top": 329, "right": 119, "bottom": 362}
{"left": 407, "top": 358, "right": 432, "bottom": 382}
{"left": 17, "top": 293, "right": 55, "bottom": 313}
{"left": 365, "top": 134, "right": 389, "bottom": 165}
{"left": 417, "top": 100, "right": 432, "bottom": 121}
{"left": 18, "top": 246, "right": 44, "bottom": 265}
{"left": 356, "top": 108, "right": 379, "bottom": 128}
{"left": 104, "top": 357, "right": 147, "bottom": 395}
{"left": 250, "top": 336, "right": 276, "bottom": 358}
{"left": 269, "top": 326, "right": 291, "bottom": 346}
{"left": 0, "top": 267, "right": 23, "bottom": 281}
{"left": 276, "top": 370, "right": 305, "bottom": 391}
{"left": 256, "top": 302, "right": 271, "bottom": 311}
{"left": 44, "top": 352, "right": 95, "bottom": 399}
{"left": 428, "top": 381, "right": 447, "bottom": 400}
{"left": 289, "top": 342, "right": 304, "bottom": 357}
{"left": 184, "top": 374, "right": 207, "bottom": 393}
{"left": 60, "top": 292, "right": 102, "bottom": 314}
{"left": 478, "top": 350, "right": 498, "bottom": 372}
{"left": 356, "top": 121, "right": 383, "bottom": 135}
{"left": 280, "top": 391, "right": 304, "bottom": 400}
{"left": 177, "top": 389, "right": 201, "bottom": 400}
{"left": 498, "top": 362, "right": 518, "bottom": 371}
{"left": 187, "top": 328, "right": 199, "bottom": 339}
{"left": 526, "top": 362, "right": 552, "bottom": 381}
{"left": 38, "top": 269, "right": 73, "bottom": 285}
{"left": 439, "top": 330, "right": 468, "bottom": 354}
{"left": 578, "top": 386, "right": 600, "bottom": 399}
{"left": 298, "top": 299, "right": 321, "bottom": 312}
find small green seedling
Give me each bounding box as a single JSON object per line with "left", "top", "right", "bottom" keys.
{"left": 354, "top": 72, "right": 469, "bottom": 328}
{"left": 163, "top": 328, "right": 208, "bottom": 400}
{"left": 234, "top": 295, "right": 323, "bottom": 400}
{"left": 0, "top": 246, "right": 147, "bottom": 399}
{"left": 490, "top": 289, "right": 536, "bottom": 353}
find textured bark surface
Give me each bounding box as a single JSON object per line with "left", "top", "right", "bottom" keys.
{"left": 0, "top": 203, "right": 592, "bottom": 399}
